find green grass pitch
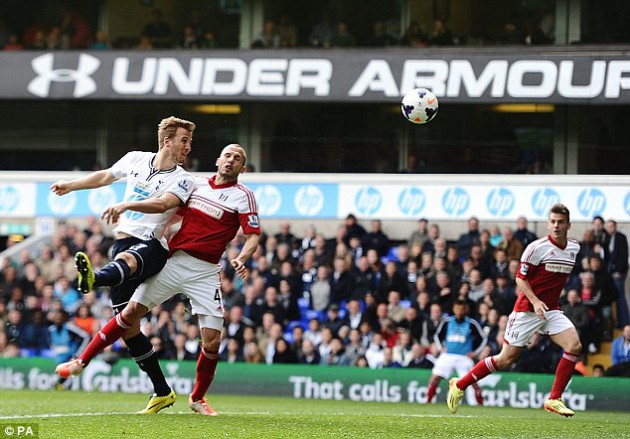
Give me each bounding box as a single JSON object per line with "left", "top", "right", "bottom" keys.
{"left": 0, "top": 390, "right": 629, "bottom": 438}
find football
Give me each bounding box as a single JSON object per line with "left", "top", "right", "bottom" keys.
{"left": 401, "top": 88, "right": 439, "bottom": 124}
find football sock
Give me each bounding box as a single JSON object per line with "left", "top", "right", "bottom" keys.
{"left": 94, "top": 259, "right": 132, "bottom": 287}
{"left": 549, "top": 352, "right": 578, "bottom": 399}
{"left": 79, "top": 314, "right": 131, "bottom": 366}
{"left": 190, "top": 348, "right": 219, "bottom": 402}
{"left": 426, "top": 376, "right": 440, "bottom": 403}
{"left": 472, "top": 383, "right": 484, "bottom": 405}
{"left": 457, "top": 357, "right": 497, "bottom": 390}
{"left": 126, "top": 333, "right": 171, "bottom": 397}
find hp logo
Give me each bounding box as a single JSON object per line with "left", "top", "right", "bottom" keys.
{"left": 48, "top": 191, "right": 77, "bottom": 215}
{"left": 254, "top": 185, "right": 282, "bottom": 216}
{"left": 487, "top": 188, "right": 515, "bottom": 217}
{"left": 355, "top": 187, "right": 382, "bottom": 216}
{"left": 294, "top": 185, "right": 324, "bottom": 217}
{"left": 0, "top": 185, "right": 19, "bottom": 214}
{"left": 578, "top": 188, "right": 606, "bottom": 218}
{"left": 531, "top": 188, "right": 560, "bottom": 217}
{"left": 625, "top": 192, "right": 630, "bottom": 217}
{"left": 398, "top": 187, "right": 425, "bottom": 216}
{"left": 442, "top": 187, "right": 470, "bottom": 216}
{"left": 89, "top": 187, "right": 118, "bottom": 215}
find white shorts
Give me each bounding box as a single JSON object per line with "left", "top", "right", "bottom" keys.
{"left": 431, "top": 352, "right": 475, "bottom": 380}
{"left": 132, "top": 251, "right": 224, "bottom": 330}
{"left": 504, "top": 310, "right": 575, "bottom": 347}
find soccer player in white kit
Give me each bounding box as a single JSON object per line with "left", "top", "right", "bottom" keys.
{"left": 55, "top": 144, "right": 261, "bottom": 416}
{"left": 52, "top": 116, "right": 196, "bottom": 413}
{"left": 447, "top": 203, "right": 582, "bottom": 417}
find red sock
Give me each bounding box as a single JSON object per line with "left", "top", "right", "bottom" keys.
{"left": 78, "top": 314, "right": 131, "bottom": 366}
{"left": 426, "top": 379, "right": 439, "bottom": 403}
{"left": 457, "top": 357, "right": 498, "bottom": 390}
{"left": 549, "top": 353, "right": 578, "bottom": 399}
{"left": 472, "top": 383, "right": 484, "bottom": 405}
{"left": 190, "top": 349, "right": 219, "bottom": 402}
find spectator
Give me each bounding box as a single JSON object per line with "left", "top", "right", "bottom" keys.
{"left": 309, "top": 14, "right": 334, "bottom": 48}
{"left": 61, "top": 9, "right": 93, "bottom": 49}
{"left": 591, "top": 364, "right": 606, "bottom": 377}
{"left": 143, "top": 8, "right": 173, "bottom": 48}
{"left": 330, "top": 21, "right": 356, "bottom": 47}
{"left": 303, "top": 318, "right": 322, "bottom": 346}
{"left": 322, "top": 304, "right": 345, "bottom": 336}
{"left": 401, "top": 20, "right": 429, "bottom": 47}
{"left": 344, "top": 214, "right": 367, "bottom": 246}
{"left": 407, "top": 343, "right": 434, "bottom": 369}
{"left": 607, "top": 325, "right": 630, "bottom": 377}
{"left": 605, "top": 220, "right": 629, "bottom": 327}
{"left": 3, "top": 33, "right": 23, "bottom": 51}
{"left": 592, "top": 216, "right": 610, "bottom": 249}
{"left": 430, "top": 18, "right": 454, "bottom": 45}
{"left": 377, "top": 261, "right": 407, "bottom": 302}
{"left": 277, "top": 15, "right": 298, "bottom": 47}
{"left": 53, "top": 276, "right": 80, "bottom": 314}
{"left": 220, "top": 338, "right": 244, "bottom": 363}
{"left": 399, "top": 306, "right": 424, "bottom": 343}
{"left": 299, "top": 339, "right": 321, "bottom": 365}
{"left": 362, "top": 220, "right": 390, "bottom": 258}
{"left": 251, "top": 19, "right": 280, "bottom": 48}
{"left": 180, "top": 25, "right": 199, "bottom": 49}
{"left": 496, "top": 227, "right": 524, "bottom": 261}
{"left": 408, "top": 218, "right": 429, "bottom": 250}
{"left": 367, "top": 21, "right": 397, "bottom": 47}
{"left": 73, "top": 304, "right": 98, "bottom": 336}
{"left": 561, "top": 290, "right": 591, "bottom": 358}
{"left": 174, "top": 333, "right": 197, "bottom": 361}
{"left": 310, "top": 265, "right": 331, "bottom": 312}
{"left": 514, "top": 216, "right": 538, "bottom": 248}
{"left": 457, "top": 217, "right": 481, "bottom": 260}
{"left": 321, "top": 337, "right": 349, "bottom": 366}
{"left": 387, "top": 290, "right": 406, "bottom": 323}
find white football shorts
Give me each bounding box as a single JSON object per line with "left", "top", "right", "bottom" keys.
{"left": 431, "top": 352, "right": 475, "bottom": 380}
{"left": 132, "top": 250, "right": 224, "bottom": 330}
{"left": 504, "top": 310, "right": 575, "bottom": 347}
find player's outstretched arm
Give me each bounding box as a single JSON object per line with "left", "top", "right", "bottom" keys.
{"left": 231, "top": 233, "right": 260, "bottom": 278}
{"left": 50, "top": 170, "right": 116, "bottom": 195}
{"left": 101, "top": 192, "right": 183, "bottom": 224}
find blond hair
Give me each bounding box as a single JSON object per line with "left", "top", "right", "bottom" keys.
{"left": 157, "top": 116, "right": 196, "bottom": 149}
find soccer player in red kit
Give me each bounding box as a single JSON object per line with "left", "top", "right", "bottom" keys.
{"left": 56, "top": 144, "right": 261, "bottom": 415}
{"left": 447, "top": 203, "right": 581, "bottom": 417}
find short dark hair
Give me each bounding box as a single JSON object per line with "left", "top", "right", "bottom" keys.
{"left": 550, "top": 203, "right": 570, "bottom": 222}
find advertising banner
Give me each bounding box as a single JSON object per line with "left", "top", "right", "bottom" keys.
{"left": 1, "top": 177, "right": 628, "bottom": 222}
{"left": 1, "top": 50, "right": 630, "bottom": 104}
{"left": 1, "top": 358, "right": 629, "bottom": 412}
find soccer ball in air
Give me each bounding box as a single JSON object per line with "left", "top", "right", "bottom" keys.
{"left": 401, "top": 88, "right": 439, "bottom": 124}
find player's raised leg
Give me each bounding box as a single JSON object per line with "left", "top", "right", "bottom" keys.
{"left": 55, "top": 302, "right": 148, "bottom": 377}
{"left": 189, "top": 316, "right": 222, "bottom": 416}
{"left": 75, "top": 250, "right": 134, "bottom": 294}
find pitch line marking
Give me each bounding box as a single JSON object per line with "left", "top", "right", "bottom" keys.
{"left": 0, "top": 412, "right": 478, "bottom": 420}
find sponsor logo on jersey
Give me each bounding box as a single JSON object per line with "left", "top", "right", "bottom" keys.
{"left": 133, "top": 183, "right": 151, "bottom": 197}
{"left": 189, "top": 199, "right": 223, "bottom": 219}
{"left": 178, "top": 179, "right": 191, "bottom": 192}
{"left": 545, "top": 263, "right": 572, "bottom": 273}
{"left": 248, "top": 214, "right": 260, "bottom": 228}
{"left": 519, "top": 264, "right": 528, "bottom": 276}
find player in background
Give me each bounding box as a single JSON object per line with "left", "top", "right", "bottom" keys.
{"left": 49, "top": 309, "right": 90, "bottom": 390}
{"left": 426, "top": 300, "right": 486, "bottom": 405}
{"left": 56, "top": 144, "right": 261, "bottom": 416}
{"left": 447, "top": 203, "right": 581, "bottom": 417}
{"left": 50, "top": 116, "right": 197, "bottom": 413}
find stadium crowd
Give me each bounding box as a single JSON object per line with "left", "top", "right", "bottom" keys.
{"left": 1, "top": 213, "right": 629, "bottom": 377}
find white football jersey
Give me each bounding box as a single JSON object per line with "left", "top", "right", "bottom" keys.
{"left": 110, "top": 151, "right": 195, "bottom": 247}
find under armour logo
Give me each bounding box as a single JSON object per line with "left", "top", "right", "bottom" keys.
{"left": 28, "top": 53, "right": 100, "bottom": 98}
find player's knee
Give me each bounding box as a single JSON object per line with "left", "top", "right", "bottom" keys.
{"left": 116, "top": 252, "right": 138, "bottom": 274}
{"left": 569, "top": 340, "right": 582, "bottom": 355}
{"left": 122, "top": 302, "right": 147, "bottom": 322}
{"left": 200, "top": 331, "right": 221, "bottom": 354}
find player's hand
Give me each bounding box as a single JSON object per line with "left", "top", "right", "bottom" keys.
{"left": 231, "top": 259, "right": 247, "bottom": 278}
{"left": 533, "top": 300, "right": 548, "bottom": 320}
{"left": 101, "top": 202, "right": 128, "bottom": 224}
{"left": 50, "top": 180, "right": 71, "bottom": 195}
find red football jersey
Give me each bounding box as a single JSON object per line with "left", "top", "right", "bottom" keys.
{"left": 514, "top": 235, "right": 580, "bottom": 312}
{"left": 168, "top": 176, "right": 261, "bottom": 264}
